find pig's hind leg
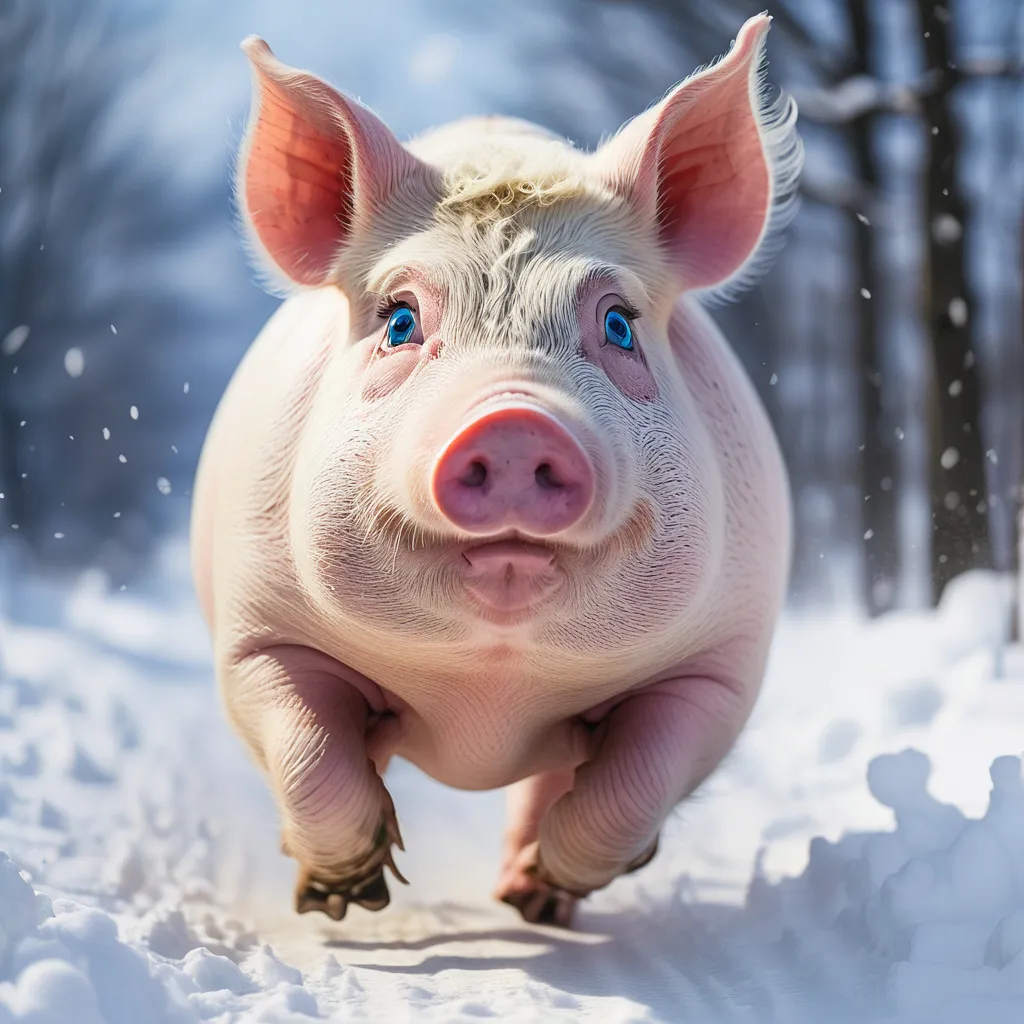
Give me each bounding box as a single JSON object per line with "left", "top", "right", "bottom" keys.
{"left": 494, "top": 767, "right": 576, "bottom": 926}
{"left": 226, "top": 645, "right": 404, "bottom": 921}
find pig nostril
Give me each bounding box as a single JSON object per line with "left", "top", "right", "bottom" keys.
{"left": 461, "top": 460, "right": 487, "bottom": 488}
{"left": 535, "top": 463, "right": 561, "bottom": 491}
{"left": 432, "top": 407, "right": 595, "bottom": 534}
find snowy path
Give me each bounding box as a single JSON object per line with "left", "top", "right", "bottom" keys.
{"left": 0, "top": 551, "right": 1023, "bottom": 1021}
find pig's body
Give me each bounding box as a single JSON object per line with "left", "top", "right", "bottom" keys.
{"left": 193, "top": 17, "right": 800, "bottom": 926}
{"left": 193, "top": 280, "right": 787, "bottom": 790}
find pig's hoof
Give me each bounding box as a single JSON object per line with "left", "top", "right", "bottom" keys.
{"left": 295, "top": 861, "right": 395, "bottom": 921}
{"left": 292, "top": 802, "right": 407, "bottom": 921}
{"left": 494, "top": 841, "right": 583, "bottom": 929}
{"left": 499, "top": 884, "right": 578, "bottom": 928}
{"left": 496, "top": 835, "right": 660, "bottom": 927}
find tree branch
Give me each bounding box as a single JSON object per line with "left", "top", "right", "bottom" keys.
{"left": 793, "top": 60, "right": 1024, "bottom": 125}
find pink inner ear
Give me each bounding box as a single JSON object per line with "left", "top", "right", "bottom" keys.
{"left": 245, "top": 75, "right": 355, "bottom": 286}
{"left": 656, "top": 89, "right": 769, "bottom": 288}
{"left": 603, "top": 16, "right": 773, "bottom": 291}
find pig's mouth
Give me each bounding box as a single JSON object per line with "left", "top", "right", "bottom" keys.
{"left": 458, "top": 537, "right": 562, "bottom": 612}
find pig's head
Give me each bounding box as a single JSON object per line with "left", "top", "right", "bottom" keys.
{"left": 237, "top": 16, "right": 800, "bottom": 654}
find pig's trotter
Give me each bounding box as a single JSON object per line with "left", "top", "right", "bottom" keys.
{"left": 500, "top": 884, "right": 577, "bottom": 928}
{"left": 295, "top": 863, "right": 390, "bottom": 920}
{"left": 293, "top": 792, "right": 407, "bottom": 921}
{"left": 496, "top": 840, "right": 580, "bottom": 928}
{"left": 294, "top": 854, "right": 396, "bottom": 920}
{"left": 225, "top": 646, "right": 407, "bottom": 921}
{"left": 501, "top": 833, "right": 658, "bottom": 929}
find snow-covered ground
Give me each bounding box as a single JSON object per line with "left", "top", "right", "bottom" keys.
{"left": 0, "top": 544, "right": 1023, "bottom": 1022}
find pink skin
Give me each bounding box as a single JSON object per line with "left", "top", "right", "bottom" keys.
{"left": 193, "top": 16, "right": 794, "bottom": 927}
{"left": 431, "top": 405, "right": 595, "bottom": 537}
{"left": 460, "top": 540, "right": 561, "bottom": 613}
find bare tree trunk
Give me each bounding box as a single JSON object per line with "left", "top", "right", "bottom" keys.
{"left": 849, "top": 0, "right": 898, "bottom": 615}
{"left": 1016, "top": 218, "right": 1024, "bottom": 643}
{"left": 1018, "top": 491, "right": 1024, "bottom": 642}
{"left": 1012, "top": 17, "right": 1024, "bottom": 642}
{"left": 915, "top": 0, "right": 993, "bottom": 602}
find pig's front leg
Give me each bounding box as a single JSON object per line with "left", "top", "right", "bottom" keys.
{"left": 227, "top": 645, "right": 404, "bottom": 921}
{"left": 506, "top": 673, "right": 750, "bottom": 925}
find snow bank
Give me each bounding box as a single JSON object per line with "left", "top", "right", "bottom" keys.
{"left": 746, "top": 750, "right": 1024, "bottom": 1023}
{"left": 0, "top": 857, "right": 320, "bottom": 1022}
{"left": 3, "top": 749, "right": 1024, "bottom": 1022}
{"left": 0, "top": 565, "right": 1021, "bottom": 1021}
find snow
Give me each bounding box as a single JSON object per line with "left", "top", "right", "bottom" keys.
{"left": 0, "top": 328, "right": 29, "bottom": 358}
{"left": 62, "top": 350, "right": 83, "bottom": 379}
{"left": 0, "top": 550, "right": 1023, "bottom": 1021}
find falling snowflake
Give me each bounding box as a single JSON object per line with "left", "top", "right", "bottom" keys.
{"left": 64, "top": 347, "right": 84, "bottom": 377}
{"left": 1, "top": 325, "right": 29, "bottom": 355}
{"left": 948, "top": 298, "right": 967, "bottom": 327}
{"left": 931, "top": 214, "right": 962, "bottom": 244}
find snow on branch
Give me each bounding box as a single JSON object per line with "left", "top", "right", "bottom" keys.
{"left": 792, "top": 76, "right": 918, "bottom": 123}
{"left": 794, "top": 60, "right": 1024, "bottom": 125}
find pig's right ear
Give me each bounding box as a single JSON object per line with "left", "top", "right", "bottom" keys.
{"left": 237, "top": 37, "right": 440, "bottom": 289}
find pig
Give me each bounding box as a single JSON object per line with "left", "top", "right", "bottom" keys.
{"left": 190, "top": 13, "right": 801, "bottom": 928}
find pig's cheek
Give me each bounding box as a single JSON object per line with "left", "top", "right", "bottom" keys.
{"left": 598, "top": 349, "right": 658, "bottom": 403}
{"left": 361, "top": 349, "right": 421, "bottom": 401}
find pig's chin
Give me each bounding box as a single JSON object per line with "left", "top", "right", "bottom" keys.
{"left": 456, "top": 538, "right": 563, "bottom": 616}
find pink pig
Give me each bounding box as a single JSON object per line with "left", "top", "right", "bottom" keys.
{"left": 191, "top": 14, "right": 800, "bottom": 927}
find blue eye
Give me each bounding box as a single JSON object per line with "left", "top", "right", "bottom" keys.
{"left": 385, "top": 306, "right": 417, "bottom": 347}
{"left": 604, "top": 309, "right": 634, "bottom": 350}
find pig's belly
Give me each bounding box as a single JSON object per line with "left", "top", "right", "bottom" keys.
{"left": 365, "top": 706, "right": 593, "bottom": 791}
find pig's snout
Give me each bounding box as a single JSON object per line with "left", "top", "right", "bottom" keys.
{"left": 431, "top": 405, "right": 595, "bottom": 536}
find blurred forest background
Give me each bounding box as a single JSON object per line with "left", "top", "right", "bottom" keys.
{"left": 1, "top": 0, "right": 1022, "bottom": 617}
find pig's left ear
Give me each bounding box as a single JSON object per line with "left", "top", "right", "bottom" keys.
{"left": 595, "top": 15, "right": 802, "bottom": 297}
{"left": 237, "top": 37, "right": 440, "bottom": 290}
